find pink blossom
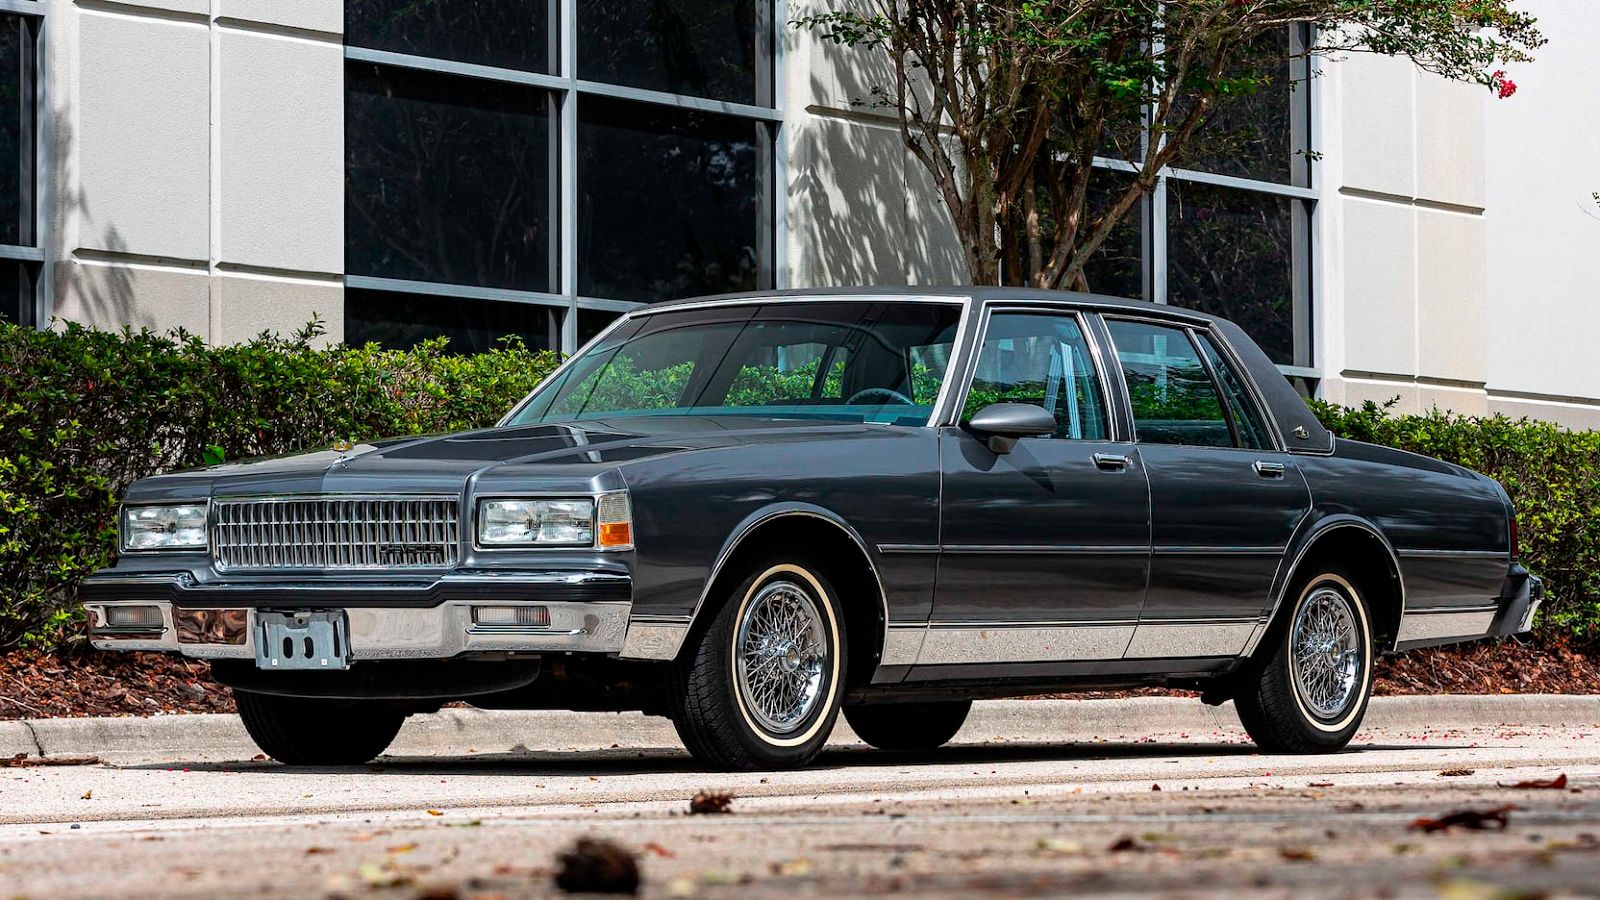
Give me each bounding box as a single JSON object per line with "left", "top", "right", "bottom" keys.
{"left": 1491, "top": 70, "right": 1518, "bottom": 100}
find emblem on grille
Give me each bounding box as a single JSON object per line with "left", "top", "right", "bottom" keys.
{"left": 376, "top": 544, "right": 449, "bottom": 566}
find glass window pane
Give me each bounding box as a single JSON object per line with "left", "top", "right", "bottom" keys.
{"left": 962, "top": 313, "right": 1109, "bottom": 441}
{"left": 0, "top": 260, "right": 29, "bottom": 325}
{"left": 346, "top": 63, "right": 555, "bottom": 293}
{"left": 513, "top": 301, "right": 962, "bottom": 426}
{"left": 345, "top": 289, "right": 562, "bottom": 354}
{"left": 578, "top": 309, "right": 624, "bottom": 347}
{"left": 345, "top": 0, "right": 555, "bottom": 75}
{"left": 0, "top": 16, "right": 29, "bottom": 247}
{"left": 1171, "top": 26, "right": 1308, "bottom": 186}
{"left": 578, "top": 96, "right": 768, "bottom": 303}
{"left": 1081, "top": 169, "right": 1145, "bottom": 300}
{"left": 1107, "top": 320, "right": 1232, "bottom": 448}
{"left": 1200, "top": 333, "right": 1273, "bottom": 450}
{"left": 1166, "top": 180, "right": 1298, "bottom": 366}
{"left": 579, "top": 0, "right": 769, "bottom": 105}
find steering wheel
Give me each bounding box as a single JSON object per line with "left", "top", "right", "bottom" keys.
{"left": 846, "top": 387, "right": 916, "bottom": 406}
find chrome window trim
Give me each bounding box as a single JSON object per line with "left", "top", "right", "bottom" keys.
{"left": 498, "top": 294, "right": 977, "bottom": 428}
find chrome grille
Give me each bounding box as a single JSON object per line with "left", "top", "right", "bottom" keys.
{"left": 212, "top": 497, "right": 460, "bottom": 571}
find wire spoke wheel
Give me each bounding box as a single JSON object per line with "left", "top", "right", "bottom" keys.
{"left": 734, "top": 580, "right": 829, "bottom": 735}
{"left": 1290, "top": 587, "right": 1363, "bottom": 720}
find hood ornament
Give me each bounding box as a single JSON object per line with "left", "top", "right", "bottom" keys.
{"left": 331, "top": 439, "right": 356, "bottom": 465}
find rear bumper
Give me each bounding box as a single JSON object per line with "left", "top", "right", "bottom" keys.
{"left": 81, "top": 570, "right": 633, "bottom": 660}
{"left": 1394, "top": 565, "right": 1542, "bottom": 652}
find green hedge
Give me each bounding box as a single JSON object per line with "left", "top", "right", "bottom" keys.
{"left": 0, "top": 321, "right": 560, "bottom": 648}
{"left": 1310, "top": 399, "right": 1600, "bottom": 640}
{"left": 2, "top": 320, "right": 1596, "bottom": 649}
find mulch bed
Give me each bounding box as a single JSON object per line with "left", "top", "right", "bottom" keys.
{"left": 1, "top": 636, "right": 1594, "bottom": 721}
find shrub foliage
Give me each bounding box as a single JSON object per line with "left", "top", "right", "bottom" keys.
{"left": 2, "top": 321, "right": 1595, "bottom": 649}
{"left": 0, "top": 322, "right": 559, "bottom": 647}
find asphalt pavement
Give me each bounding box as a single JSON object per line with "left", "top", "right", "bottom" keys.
{"left": 2, "top": 697, "right": 1597, "bottom": 898}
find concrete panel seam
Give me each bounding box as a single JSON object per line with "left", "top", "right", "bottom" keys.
{"left": 1339, "top": 186, "right": 1484, "bottom": 216}
{"left": 214, "top": 17, "right": 340, "bottom": 45}
{"left": 73, "top": 248, "right": 208, "bottom": 271}
{"left": 216, "top": 261, "right": 343, "bottom": 285}
{"left": 75, "top": 0, "right": 208, "bottom": 28}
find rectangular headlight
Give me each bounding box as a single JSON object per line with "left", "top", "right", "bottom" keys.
{"left": 478, "top": 498, "right": 595, "bottom": 546}
{"left": 122, "top": 504, "right": 208, "bottom": 552}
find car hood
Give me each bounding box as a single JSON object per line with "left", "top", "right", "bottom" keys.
{"left": 124, "top": 416, "right": 885, "bottom": 502}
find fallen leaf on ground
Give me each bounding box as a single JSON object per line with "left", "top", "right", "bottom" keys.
{"left": 553, "top": 837, "right": 640, "bottom": 895}
{"left": 641, "top": 841, "right": 675, "bottom": 859}
{"left": 1308, "top": 781, "right": 1335, "bottom": 787}
{"left": 1279, "top": 847, "right": 1316, "bottom": 861}
{"left": 689, "top": 790, "right": 734, "bottom": 815}
{"left": 357, "top": 859, "right": 415, "bottom": 888}
{"left": 81, "top": 790, "right": 92, "bottom": 800}
{"left": 424, "top": 809, "right": 444, "bottom": 817}
{"left": 3, "top": 753, "right": 102, "bottom": 768}
{"left": 1439, "top": 767, "right": 1476, "bottom": 777}
{"left": 1410, "top": 805, "right": 1517, "bottom": 833}
{"left": 303, "top": 847, "right": 334, "bottom": 856}
{"left": 1501, "top": 773, "right": 1568, "bottom": 790}
{"left": 1108, "top": 836, "right": 1142, "bottom": 853}
{"left": 386, "top": 843, "right": 418, "bottom": 854}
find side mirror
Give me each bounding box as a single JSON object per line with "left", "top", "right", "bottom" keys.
{"left": 966, "top": 403, "right": 1056, "bottom": 454}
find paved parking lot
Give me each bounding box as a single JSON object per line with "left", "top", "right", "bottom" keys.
{"left": 2, "top": 703, "right": 1597, "bottom": 897}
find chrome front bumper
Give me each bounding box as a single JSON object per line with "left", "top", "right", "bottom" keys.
{"left": 83, "top": 571, "right": 634, "bottom": 660}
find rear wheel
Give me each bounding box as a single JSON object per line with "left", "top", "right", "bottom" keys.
{"left": 1235, "top": 569, "right": 1373, "bottom": 754}
{"left": 668, "top": 559, "right": 846, "bottom": 770}
{"left": 234, "top": 690, "right": 406, "bottom": 766}
{"left": 844, "top": 700, "right": 971, "bottom": 751}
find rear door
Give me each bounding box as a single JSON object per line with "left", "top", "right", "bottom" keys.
{"left": 1102, "top": 317, "right": 1310, "bottom": 660}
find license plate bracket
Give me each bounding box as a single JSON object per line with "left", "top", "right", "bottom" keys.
{"left": 254, "top": 610, "right": 351, "bottom": 671}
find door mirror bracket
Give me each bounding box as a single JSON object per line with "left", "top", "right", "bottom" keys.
{"left": 966, "top": 403, "right": 1057, "bottom": 454}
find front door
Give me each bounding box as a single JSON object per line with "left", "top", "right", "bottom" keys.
{"left": 1102, "top": 318, "right": 1310, "bottom": 660}
{"left": 926, "top": 309, "right": 1151, "bottom": 668}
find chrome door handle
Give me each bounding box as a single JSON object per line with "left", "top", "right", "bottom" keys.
{"left": 1253, "top": 460, "right": 1287, "bottom": 478}
{"left": 1093, "top": 453, "right": 1131, "bottom": 472}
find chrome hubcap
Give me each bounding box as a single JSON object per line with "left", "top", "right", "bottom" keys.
{"left": 735, "top": 580, "right": 828, "bottom": 735}
{"left": 1291, "top": 587, "right": 1363, "bottom": 720}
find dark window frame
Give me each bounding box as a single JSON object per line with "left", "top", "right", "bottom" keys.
{"left": 0, "top": 7, "right": 44, "bottom": 329}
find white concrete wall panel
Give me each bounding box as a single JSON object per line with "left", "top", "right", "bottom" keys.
{"left": 1338, "top": 199, "right": 1416, "bottom": 377}
{"left": 218, "top": 29, "right": 343, "bottom": 275}
{"left": 76, "top": 10, "right": 210, "bottom": 261}
{"left": 216, "top": 275, "right": 343, "bottom": 346}
{"left": 1416, "top": 209, "right": 1487, "bottom": 384}
{"left": 1484, "top": 0, "right": 1600, "bottom": 408}
{"left": 1415, "top": 77, "right": 1485, "bottom": 210}
{"left": 1337, "top": 54, "right": 1415, "bottom": 198}
{"left": 52, "top": 261, "right": 211, "bottom": 335}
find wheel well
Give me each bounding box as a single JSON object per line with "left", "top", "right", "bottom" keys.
{"left": 1270, "top": 526, "right": 1404, "bottom": 652}
{"left": 693, "top": 515, "right": 885, "bottom": 690}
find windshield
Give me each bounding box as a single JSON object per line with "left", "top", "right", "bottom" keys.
{"left": 509, "top": 301, "right": 965, "bottom": 427}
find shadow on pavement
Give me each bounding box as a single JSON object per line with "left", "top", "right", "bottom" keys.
{"left": 116, "top": 739, "right": 1440, "bottom": 777}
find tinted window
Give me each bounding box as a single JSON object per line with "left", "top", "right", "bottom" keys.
{"left": 1200, "top": 334, "right": 1273, "bottom": 450}
{"left": 513, "top": 302, "right": 962, "bottom": 426}
{"left": 346, "top": 63, "right": 556, "bottom": 293}
{"left": 579, "top": 0, "right": 769, "bottom": 105}
{"left": 963, "top": 313, "right": 1108, "bottom": 441}
{"left": 1167, "top": 180, "right": 1299, "bottom": 366}
{"left": 1107, "top": 320, "right": 1231, "bottom": 448}
{"left": 346, "top": 0, "right": 555, "bottom": 75}
{"left": 577, "top": 96, "right": 768, "bottom": 302}
{"left": 0, "top": 259, "right": 30, "bottom": 325}
{"left": 1171, "top": 26, "right": 1309, "bottom": 187}
{"left": 0, "top": 16, "right": 29, "bottom": 247}
{"left": 577, "top": 309, "right": 623, "bottom": 347}
{"left": 346, "top": 289, "right": 561, "bottom": 354}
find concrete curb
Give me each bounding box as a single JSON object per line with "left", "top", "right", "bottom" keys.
{"left": 2, "top": 695, "right": 1596, "bottom": 763}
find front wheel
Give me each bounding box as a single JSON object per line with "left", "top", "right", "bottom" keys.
{"left": 1235, "top": 569, "right": 1374, "bottom": 754}
{"left": 844, "top": 700, "right": 971, "bottom": 752}
{"left": 234, "top": 691, "right": 406, "bottom": 766}
{"left": 668, "top": 559, "right": 846, "bottom": 770}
